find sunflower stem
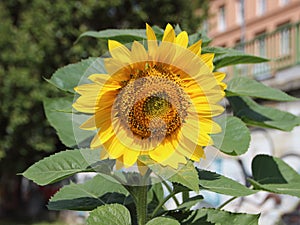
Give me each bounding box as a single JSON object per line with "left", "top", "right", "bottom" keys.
{"left": 134, "top": 169, "right": 151, "bottom": 225}
{"left": 135, "top": 183, "right": 148, "bottom": 225}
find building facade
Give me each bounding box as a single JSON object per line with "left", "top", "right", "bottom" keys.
{"left": 208, "top": 0, "right": 300, "bottom": 87}
{"left": 205, "top": 1, "right": 300, "bottom": 224}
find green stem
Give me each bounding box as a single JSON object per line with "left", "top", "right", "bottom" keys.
{"left": 135, "top": 169, "right": 151, "bottom": 225}
{"left": 182, "top": 191, "right": 189, "bottom": 202}
{"left": 151, "top": 191, "right": 178, "bottom": 218}
{"left": 217, "top": 196, "right": 238, "bottom": 210}
{"left": 162, "top": 180, "right": 180, "bottom": 206}
{"left": 135, "top": 184, "right": 148, "bottom": 225}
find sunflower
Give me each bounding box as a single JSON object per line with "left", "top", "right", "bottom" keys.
{"left": 73, "top": 24, "right": 226, "bottom": 170}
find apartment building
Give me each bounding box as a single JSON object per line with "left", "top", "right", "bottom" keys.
{"left": 204, "top": 2, "right": 300, "bottom": 224}
{"left": 208, "top": 0, "right": 300, "bottom": 88}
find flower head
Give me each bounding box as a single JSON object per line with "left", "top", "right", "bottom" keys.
{"left": 73, "top": 24, "right": 226, "bottom": 169}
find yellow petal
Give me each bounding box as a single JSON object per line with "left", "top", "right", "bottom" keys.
{"left": 146, "top": 23, "right": 157, "bottom": 41}
{"left": 159, "top": 151, "right": 187, "bottom": 168}
{"left": 149, "top": 140, "right": 175, "bottom": 163}
{"left": 156, "top": 41, "right": 176, "bottom": 65}
{"left": 131, "top": 41, "right": 148, "bottom": 63}
{"left": 162, "top": 24, "right": 175, "bottom": 43}
{"left": 103, "top": 136, "right": 125, "bottom": 159}
{"left": 188, "top": 40, "right": 202, "bottom": 55}
{"left": 176, "top": 31, "right": 188, "bottom": 47}
{"left": 72, "top": 98, "right": 98, "bottom": 113}
{"left": 178, "top": 139, "right": 205, "bottom": 161}
{"left": 108, "top": 40, "right": 131, "bottom": 64}
{"left": 200, "top": 53, "right": 215, "bottom": 72}
{"left": 88, "top": 73, "right": 109, "bottom": 84}
{"left": 213, "top": 72, "right": 227, "bottom": 90}
{"left": 123, "top": 149, "right": 140, "bottom": 167}
{"left": 74, "top": 83, "right": 100, "bottom": 96}
{"left": 90, "top": 132, "right": 103, "bottom": 149}
{"left": 146, "top": 24, "right": 158, "bottom": 58}
{"left": 104, "top": 58, "right": 129, "bottom": 80}
{"left": 89, "top": 74, "right": 121, "bottom": 90}
{"left": 95, "top": 125, "right": 115, "bottom": 148}
{"left": 181, "top": 116, "right": 213, "bottom": 146}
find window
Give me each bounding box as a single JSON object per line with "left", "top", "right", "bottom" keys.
{"left": 258, "top": 36, "right": 266, "bottom": 57}
{"left": 234, "top": 40, "right": 248, "bottom": 76}
{"left": 253, "top": 33, "right": 271, "bottom": 80}
{"left": 218, "top": 5, "right": 226, "bottom": 32}
{"left": 279, "top": 0, "right": 290, "bottom": 6}
{"left": 257, "top": 0, "right": 266, "bottom": 16}
{"left": 279, "top": 26, "right": 291, "bottom": 55}
{"left": 235, "top": 0, "right": 242, "bottom": 25}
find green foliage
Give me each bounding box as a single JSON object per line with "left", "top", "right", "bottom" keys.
{"left": 249, "top": 155, "right": 300, "bottom": 197}
{"left": 1, "top": 0, "right": 208, "bottom": 178}
{"left": 78, "top": 29, "right": 147, "bottom": 43}
{"left": 183, "top": 208, "right": 260, "bottom": 225}
{"left": 48, "top": 57, "right": 104, "bottom": 94}
{"left": 226, "top": 76, "right": 298, "bottom": 101}
{"left": 146, "top": 217, "right": 180, "bottom": 225}
{"left": 198, "top": 169, "right": 257, "bottom": 196}
{"left": 228, "top": 96, "right": 300, "bottom": 131}
{"left": 87, "top": 204, "right": 131, "bottom": 225}
{"left": 213, "top": 49, "right": 269, "bottom": 69}
{"left": 22, "top": 149, "right": 112, "bottom": 185}
{"left": 48, "top": 174, "right": 129, "bottom": 211}
{"left": 44, "top": 97, "right": 95, "bottom": 148}
{"left": 139, "top": 157, "right": 200, "bottom": 192}
{"left": 19, "top": 11, "right": 300, "bottom": 225}
{"left": 212, "top": 116, "right": 251, "bottom": 156}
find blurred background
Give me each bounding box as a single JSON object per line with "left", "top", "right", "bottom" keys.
{"left": 1, "top": 0, "right": 300, "bottom": 224}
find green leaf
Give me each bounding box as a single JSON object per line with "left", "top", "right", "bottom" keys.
{"left": 169, "top": 162, "right": 200, "bottom": 192}
{"left": 48, "top": 57, "right": 105, "bottom": 93}
{"left": 146, "top": 217, "right": 180, "bottom": 225}
{"left": 148, "top": 182, "right": 164, "bottom": 204}
{"left": 188, "top": 32, "right": 211, "bottom": 46}
{"left": 197, "top": 169, "right": 257, "bottom": 196}
{"left": 176, "top": 195, "right": 203, "bottom": 211}
{"left": 184, "top": 208, "right": 260, "bottom": 225}
{"left": 48, "top": 174, "right": 129, "bottom": 211}
{"left": 22, "top": 149, "right": 112, "bottom": 185}
{"left": 43, "top": 97, "right": 95, "bottom": 147}
{"left": 214, "top": 50, "right": 268, "bottom": 69}
{"left": 228, "top": 96, "right": 300, "bottom": 131}
{"left": 202, "top": 46, "right": 235, "bottom": 56}
{"left": 148, "top": 182, "right": 165, "bottom": 214}
{"left": 139, "top": 156, "right": 200, "bottom": 192}
{"left": 226, "top": 76, "right": 298, "bottom": 101}
{"left": 249, "top": 154, "right": 300, "bottom": 197}
{"left": 87, "top": 204, "right": 131, "bottom": 225}
{"left": 77, "top": 29, "right": 146, "bottom": 43}
{"left": 211, "top": 116, "right": 250, "bottom": 156}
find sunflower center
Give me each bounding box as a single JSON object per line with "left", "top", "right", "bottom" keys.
{"left": 114, "top": 64, "right": 190, "bottom": 140}
{"left": 144, "top": 94, "right": 170, "bottom": 117}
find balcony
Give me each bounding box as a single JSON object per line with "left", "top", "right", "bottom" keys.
{"left": 231, "top": 22, "right": 300, "bottom": 91}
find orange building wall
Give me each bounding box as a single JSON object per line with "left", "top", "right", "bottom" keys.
{"left": 208, "top": 0, "right": 300, "bottom": 47}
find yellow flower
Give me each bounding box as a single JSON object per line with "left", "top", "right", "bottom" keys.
{"left": 73, "top": 24, "right": 226, "bottom": 170}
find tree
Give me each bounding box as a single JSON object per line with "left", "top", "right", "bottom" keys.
{"left": 0, "top": 0, "right": 210, "bottom": 219}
